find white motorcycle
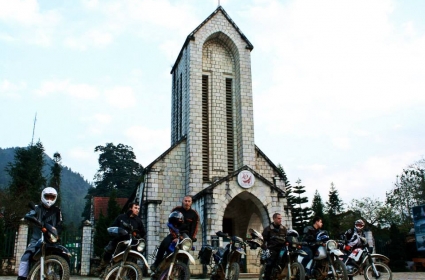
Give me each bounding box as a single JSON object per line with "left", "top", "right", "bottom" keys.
{"left": 298, "top": 231, "right": 348, "bottom": 280}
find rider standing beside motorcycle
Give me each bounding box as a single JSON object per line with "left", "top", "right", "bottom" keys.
{"left": 301, "top": 216, "right": 323, "bottom": 275}
{"left": 261, "top": 213, "right": 287, "bottom": 280}
{"left": 151, "top": 195, "right": 200, "bottom": 272}
{"left": 97, "top": 202, "right": 146, "bottom": 272}
{"left": 17, "top": 187, "right": 62, "bottom": 280}
{"left": 343, "top": 219, "right": 366, "bottom": 251}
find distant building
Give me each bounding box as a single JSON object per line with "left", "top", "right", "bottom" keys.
{"left": 90, "top": 197, "right": 128, "bottom": 224}
{"left": 129, "top": 6, "right": 291, "bottom": 275}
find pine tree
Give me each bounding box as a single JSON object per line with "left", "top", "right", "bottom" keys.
{"left": 325, "top": 183, "right": 344, "bottom": 238}
{"left": 49, "top": 152, "right": 62, "bottom": 206}
{"left": 311, "top": 190, "right": 325, "bottom": 218}
{"left": 4, "top": 141, "right": 46, "bottom": 227}
{"left": 291, "top": 179, "right": 312, "bottom": 233}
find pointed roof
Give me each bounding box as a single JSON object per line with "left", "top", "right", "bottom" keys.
{"left": 171, "top": 6, "right": 254, "bottom": 74}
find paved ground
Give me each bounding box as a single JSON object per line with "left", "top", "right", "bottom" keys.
{"left": 1, "top": 273, "right": 425, "bottom": 280}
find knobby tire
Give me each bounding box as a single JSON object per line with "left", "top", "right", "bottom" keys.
{"left": 27, "top": 255, "right": 70, "bottom": 280}
{"left": 363, "top": 262, "right": 392, "bottom": 280}
{"left": 104, "top": 261, "right": 143, "bottom": 280}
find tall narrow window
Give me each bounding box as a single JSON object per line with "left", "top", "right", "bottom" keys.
{"left": 202, "top": 75, "right": 209, "bottom": 182}
{"left": 226, "top": 78, "right": 234, "bottom": 173}
{"left": 176, "top": 77, "right": 180, "bottom": 139}
{"left": 179, "top": 73, "right": 183, "bottom": 137}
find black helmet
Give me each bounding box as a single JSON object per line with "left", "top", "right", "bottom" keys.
{"left": 169, "top": 211, "right": 184, "bottom": 226}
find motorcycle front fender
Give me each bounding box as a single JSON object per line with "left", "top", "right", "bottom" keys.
{"left": 113, "top": 250, "right": 150, "bottom": 268}
{"left": 295, "top": 249, "right": 308, "bottom": 256}
{"left": 176, "top": 250, "right": 196, "bottom": 265}
{"left": 330, "top": 249, "right": 345, "bottom": 256}
{"left": 370, "top": 253, "right": 390, "bottom": 264}
{"left": 32, "top": 245, "right": 71, "bottom": 264}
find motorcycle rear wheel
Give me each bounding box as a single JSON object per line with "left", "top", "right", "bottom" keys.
{"left": 363, "top": 263, "right": 392, "bottom": 280}
{"left": 287, "top": 262, "right": 305, "bottom": 280}
{"left": 104, "top": 261, "right": 143, "bottom": 280}
{"left": 159, "top": 263, "right": 190, "bottom": 280}
{"left": 27, "top": 255, "right": 70, "bottom": 280}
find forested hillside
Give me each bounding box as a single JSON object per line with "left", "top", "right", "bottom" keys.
{"left": 0, "top": 147, "right": 92, "bottom": 226}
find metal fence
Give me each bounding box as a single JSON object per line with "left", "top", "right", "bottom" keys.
{"left": 2, "top": 228, "right": 16, "bottom": 259}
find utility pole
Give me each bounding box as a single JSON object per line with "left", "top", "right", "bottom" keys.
{"left": 31, "top": 113, "right": 37, "bottom": 146}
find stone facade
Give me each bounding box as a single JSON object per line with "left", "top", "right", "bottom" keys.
{"left": 135, "top": 6, "right": 292, "bottom": 276}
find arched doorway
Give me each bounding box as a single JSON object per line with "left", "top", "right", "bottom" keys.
{"left": 222, "top": 191, "right": 268, "bottom": 273}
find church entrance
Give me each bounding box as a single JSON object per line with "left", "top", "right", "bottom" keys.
{"left": 222, "top": 192, "right": 268, "bottom": 272}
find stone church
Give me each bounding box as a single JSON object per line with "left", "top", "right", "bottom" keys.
{"left": 128, "top": 6, "right": 291, "bottom": 275}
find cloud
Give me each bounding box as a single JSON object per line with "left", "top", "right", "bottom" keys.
{"left": 332, "top": 137, "right": 351, "bottom": 150}
{"left": 124, "top": 125, "right": 170, "bottom": 165}
{"left": 0, "top": 80, "right": 26, "bottom": 100}
{"left": 0, "top": 0, "right": 61, "bottom": 46}
{"left": 34, "top": 80, "right": 99, "bottom": 99}
{"left": 105, "top": 86, "right": 137, "bottom": 108}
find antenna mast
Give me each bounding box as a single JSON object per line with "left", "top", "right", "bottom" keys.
{"left": 31, "top": 113, "right": 37, "bottom": 146}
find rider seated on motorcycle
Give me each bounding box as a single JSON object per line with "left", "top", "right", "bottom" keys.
{"left": 301, "top": 216, "right": 323, "bottom": 275}
{"left": 151, "top": 211, "right": 186, "bottom": 273}
{"left": 17, "top": 187, "right": 63, "bottom": 280}
{"left": 96, "top": 202, "right": 146, "bottom": 272}
{"left": 261, "top": 213, "right": 287, "bottom": 280}
{"left": 342, "top": 219, "right": 367, "bottom": 252}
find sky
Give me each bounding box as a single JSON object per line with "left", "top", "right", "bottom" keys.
{"left": 1, "top": 0, "right": 425, "bottom": 206}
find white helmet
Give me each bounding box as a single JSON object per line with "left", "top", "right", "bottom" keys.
{"left": 41, "top": 187, "right": 57, "bottom": 208}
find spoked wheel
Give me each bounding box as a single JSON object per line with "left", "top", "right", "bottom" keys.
{"left": 228, "top": 262, "right": 240, "bottom": 280}
{"left": 287, "top": 262, "right": 305, "bottom": 280}
{"left": 159, "top": 263, "right": 190, "bottom": 280}
{"left": 104, "top": 261, "right": 143, "bottom": 280}
{"left": 364, "top": 263, "right": 392, "bottom": 280}
{"left": 28, "top": 255, "right": 70, "bottom": 280}
{"left": 327, "top": 258, "right": 348, "bottom": 280}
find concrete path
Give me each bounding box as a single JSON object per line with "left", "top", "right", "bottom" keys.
{"left": 1, "top": 273, "right": 425, "bottom": 280}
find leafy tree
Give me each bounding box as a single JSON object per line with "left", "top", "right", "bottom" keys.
{"left": 92, "top": 143, "right": 143, "bottom": 197}
{"left": 93, "top": 189, "right": 122, "bottom": 257}
{"left": 386, "top": 160, "right": 425, "bottom": 232}
{"left": 325, "top": 182, "right": 344, "bottom": 238}
{"left": 348, "top": 197, "right": 386, "bottom": 226}
{"left": 4, "top": 141, "right": 46, "bottom": 227}
{"left": 48, "top": 152, "right": 62, "bottom": 206}
{"left": 311, "top": 190, "right": 325, "bottom": 218}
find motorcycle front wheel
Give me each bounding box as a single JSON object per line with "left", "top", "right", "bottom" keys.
{"left": 363, "top": 262, "right": 392, "bottom": 280}
{"left": 327, "top": 258, "right": 348, "bottom": 280}
{"left": 287, "top": 262, "right": 305, "bottom": 280}
{"left": 228, "top": 262, "right": 240, "bottom": 280}
{"left": 27, "top": 255, "right": 70, "bottom": 280}
{"left": 104, "top": 261, "right": 143, "bottom": 280}
{"left": 159, "top": 263, "right": 190, "bottom": 280}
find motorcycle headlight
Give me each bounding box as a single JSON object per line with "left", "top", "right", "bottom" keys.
{"left": 47, "top": 233, "right": 58, "bottom": 243}
{"left": 137, "top": 241, "right": 145, "bottom": 252}
{"left": 327, "top": 240, "right": 337, "bottom": 250}
{"left": 234, "top": 242, "right": 241, "bottom": 249}
{"left": 181, "top": 238, "right": 192, "bottom": 251}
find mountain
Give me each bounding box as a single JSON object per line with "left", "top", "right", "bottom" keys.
{"left": 0, "top": 147, "right": 92, "bottom": 226}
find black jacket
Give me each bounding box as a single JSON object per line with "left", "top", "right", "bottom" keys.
{"left": 172, "top": 206, "right": 199, "bottom": 241}
{"left": 262, "top": 223, "right": 287, "bottom": 249}
{"left": 28, "top": 204, "right": 62, "bottom": 244}
{"left": 302, "top": 225, "right": 320, "bottom": 243}
{"left": 112, "top": 211, "right": 146, "bottom": 238}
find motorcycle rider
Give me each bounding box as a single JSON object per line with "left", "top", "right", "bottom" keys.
{"left": 301, "top": 216, "right": 323, "bottom": 275}
{"left": 17, "top": 187, "right": 63, "bottom": 280}
{"left": 261, "top": 213, "right": 287, "bottom": 280}
{"left": 151, "top": 195, "right": 199, "bottom": 272}
{"left": 96, "top": 202, "right": 146, "bottom": 273}
{"left": 343, "top": 219, "right": 366, "bottom": 251}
